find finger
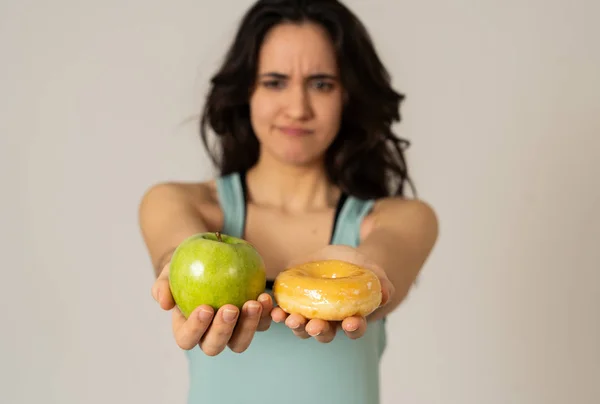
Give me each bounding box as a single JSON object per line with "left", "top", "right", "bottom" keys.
{"left": 380, "top": 278, "right": 395, "bottom": 307}
{"left": 171, "top": 305, "right": 214, "bottom": 350}
{"left": 284, "top": 313, "right": 310, "bottom": 339}
{"left": 257, "top": 293, "right": 274, "bottom": 331}
{"left": 152, "top": 264, "right": 176, "bottom": 310}
{"left": 152, "top": 279, "right": 176, "bottom": 310}
{"left": 271, "top": 307, "right": 289, "bottom": 323}
{"left": 227, "top": 301, "right": 262, "bottom": 353}
{"left": 342, "top": 316, "right": 367, "bottom": 339}
{"left": 199, "top": 305, "right": 239, "bottom": 356}
{"left": 306, "top": 319, "right": 337, "bottom": 343}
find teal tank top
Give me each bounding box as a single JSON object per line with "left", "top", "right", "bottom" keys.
{"left": 185, "top": 172, "right": 387, "bottom": 404}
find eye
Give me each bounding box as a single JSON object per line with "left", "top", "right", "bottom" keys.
{"left": 262, "top": 79, "right": 286, "bottom": 89}
{"left": 311, "top": 80, "right": 334, "bottom": 91}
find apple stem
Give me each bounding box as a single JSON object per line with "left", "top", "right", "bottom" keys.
{"left": 215, "top": 231, "right": 223, "bottom": 242}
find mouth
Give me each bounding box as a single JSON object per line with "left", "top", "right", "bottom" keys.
{"left": 277, "top": 126, "right": 314, "bottom": 136}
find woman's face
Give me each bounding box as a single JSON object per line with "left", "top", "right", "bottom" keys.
{"left": 249, "top": 22, "right": 344, "bottom": 167}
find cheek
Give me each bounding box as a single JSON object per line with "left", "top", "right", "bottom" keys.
{"left": 315, "top": 95, "right": 343, "bottom": 139}
{"left": 250, "top": 92, "right": 279, "bottom": 137}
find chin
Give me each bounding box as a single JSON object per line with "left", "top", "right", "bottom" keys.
{"left": 259, "top": 137, "right": 331, "bottom": 167}
{"left": 276, "top": 149, "right": 325, "bottom": 167}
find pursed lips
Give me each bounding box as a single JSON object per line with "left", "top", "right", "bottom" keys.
{"left": 277, "top": 126, "right": 314, "bottom": 136}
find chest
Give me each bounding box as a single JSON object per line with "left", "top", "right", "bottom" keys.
{"left": 243, "top": 205, "right": 339, "bottom": 279}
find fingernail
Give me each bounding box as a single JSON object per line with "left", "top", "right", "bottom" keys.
{"left": 248, "top": 303, "right": 260, "bottom": 316}
{"left": 290, "top": 322, "right": 299, "bottom": 329}
{"left": 345, "top": 324, "right": 358, "bottom": 332}
{"left": 223, "top": 309, "right": 238, "bottom": 323}
{"left": 198, "top": 308, "right": 212, "bottom": 322}
{"left": 258, "top": 295, "right": 269, "bottom": 303}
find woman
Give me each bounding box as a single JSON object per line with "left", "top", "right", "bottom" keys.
{"left": 139, "top": 0, "right": 438, "bottom": 403}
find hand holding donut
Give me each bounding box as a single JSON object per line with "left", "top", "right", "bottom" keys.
{"left": 271, "top": 245, "right": 394, "bottom": 343}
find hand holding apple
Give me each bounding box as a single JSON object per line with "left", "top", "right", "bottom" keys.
{"left": 151, "top": 232, "right": 273, "bottom": 356}
{"left": 169, "top": 231, "right": 267, "bottom": 315}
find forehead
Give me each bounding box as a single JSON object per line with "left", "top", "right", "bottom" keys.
{"left": 257, "top": 22, "right": 338, "bottom": 74}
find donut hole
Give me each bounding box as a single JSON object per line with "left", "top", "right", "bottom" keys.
{"left": 302, "top": 261, "right": 363, "bottom": 280}
{"left": 315, "top": 269, "right": 361, "bottom": 279}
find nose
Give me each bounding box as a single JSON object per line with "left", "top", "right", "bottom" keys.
{"left": 285, "top": 86, "right": 312, "bottom": 120}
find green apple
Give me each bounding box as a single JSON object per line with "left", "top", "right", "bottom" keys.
{"left": 169, "top": 232, "right": 267, "bottom": 318}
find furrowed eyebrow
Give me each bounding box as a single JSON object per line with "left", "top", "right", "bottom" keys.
{"left": 258, "top": 72, "right": 338, "bottom": 80}
{"left": 308, "top": 73, "right": 338, "bottom": 81}
{"left": 259, "top": 72, "right": 288, "bottom": 79}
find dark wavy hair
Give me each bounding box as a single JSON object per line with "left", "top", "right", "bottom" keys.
{"left": 200, "top": 0, "right": 414, "bottom": 199}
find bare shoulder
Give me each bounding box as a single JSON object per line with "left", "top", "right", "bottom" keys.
{"left": 360, "top": 197, "right": 439, "bottom": 243}
{"left": 139, "top": 180, "right": 214, "bottom": 210}
{"left": 138, "top": 179, "right": 224, "bottom": 232}
{"left": 141, "top": 180, "right": 201, "bottom": 198}
{"left": 138, "top": 179, "right": 225, "bottom": 272}
{"left": 372, "top": 197, "right": 437, "bottom": 220}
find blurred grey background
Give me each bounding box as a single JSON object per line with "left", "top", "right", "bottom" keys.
{"left": 2, "top": 0, "right": 599, "bottom": 403}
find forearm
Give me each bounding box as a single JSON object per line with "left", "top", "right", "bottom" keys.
{"left": 154, "top": 249, "right": 177, "bottom": 278}
{"left": 357, "top": 201, "right": 438, "bottom": 322}
{"left": 139, "top": 183, "right": 211, "bottom": 277}
{"left": 357, "top": 228, "right": 422, "bottom": 321}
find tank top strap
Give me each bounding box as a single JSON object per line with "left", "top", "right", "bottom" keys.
{"left": 215, "top": 171, "right": 374, "bottom": 249}
{"left": 215, "top": 172, "right": 246, "bottom": 239}
{"left": 330, "top": 196, "right": 376, "bottom": 247}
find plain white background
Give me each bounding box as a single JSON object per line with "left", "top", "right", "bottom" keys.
{"left": 2, "top": 0, "right": 599, "bottom": 403}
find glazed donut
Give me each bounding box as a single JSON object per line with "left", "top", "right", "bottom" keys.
{"left": 273, "top": 259, "right": 382, "bottom": 321}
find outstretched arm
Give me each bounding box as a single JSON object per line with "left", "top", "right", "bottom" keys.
{"left": 139, "top": 183, "right": 210, "bottom": 279}
{"left": 357, "top": 198, "right": 439, "bottom": 322}
{"left": 139, "top": 183, "right": 274, "bottom": 355}
{"left": 271, "top": 197, "right": 438, "bottom": 342}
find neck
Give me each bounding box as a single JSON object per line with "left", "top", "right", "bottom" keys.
{"left": 245, "top": 153, "right": 339, "bottom": 213}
